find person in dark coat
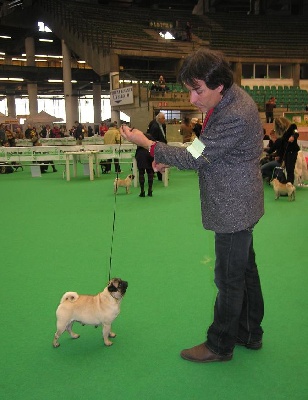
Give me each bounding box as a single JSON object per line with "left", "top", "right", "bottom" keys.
{"left": 147, "top": 112, "right": 167, "bottom": 181}
{"left": 73, "top": 121, "right": 84, "bottom": 144}
{"left": 191, "top": 118, "right": 202, "bottom": 138}
{"left": 135, "top": 134, "right": 154, "bottom": 197}
{"left": 87, "top": 125, "right": 94, "bottom": 137}
{"left": 265, "top": 97, "right": 276, "bottom": 123}
{"left": 147, "top": 112, "right": 167, "bottom": 144}
{"left": 274, "top": 117, "right": 300, "bottom": 184}
{"left": 261, "top": 130, "right": 283, "bottom": 182}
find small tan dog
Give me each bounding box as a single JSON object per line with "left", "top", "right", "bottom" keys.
{"left": 271, "top": 178, "right": 296, "bottom": 201}
{"left": 52, "top": 278, "right": 128, "bottom": 348}
{"left": 114, "top": 174, "right": 135, "bottom": 194}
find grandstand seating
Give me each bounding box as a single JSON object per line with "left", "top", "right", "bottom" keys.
{"left": 242, "top": 85, "right": 308, "bottom": 111}
{"left": 35, "top": 0, "right": 308, "bottom": 87}
{"left": 36, "top": 0, "right": 211, "bottom": 81}
{"left": 206, "top": 12, "right": 308, "bottom": 59}
{"left": 2, "top": 0, "right": 306, "bottom": 102}
{"left": 148, "top": 84, "right": 308, "bottom": 110}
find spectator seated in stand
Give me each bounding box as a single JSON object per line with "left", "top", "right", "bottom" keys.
{"left": 150, "top": 75, "right": 170, "bottom": 92}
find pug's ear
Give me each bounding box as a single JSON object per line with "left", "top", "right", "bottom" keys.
{"left": 108, "top": 283, "right": 118, "bottom": 292}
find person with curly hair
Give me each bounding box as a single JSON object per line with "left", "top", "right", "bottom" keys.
{"left": 121, "top": 48, "right": 264, "bottom": 363}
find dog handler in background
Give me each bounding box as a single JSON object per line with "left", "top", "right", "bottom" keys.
{"left": 120, "top": 48, "right": 264, "bottom": 363}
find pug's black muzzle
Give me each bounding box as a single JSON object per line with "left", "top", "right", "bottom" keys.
{"left": 108, "top": 279, "right": 128, "bottom": 295}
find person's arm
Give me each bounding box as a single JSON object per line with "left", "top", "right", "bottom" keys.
{"left": 283, "top": 123, "right": 298, "bottom": 142}
{"left": 267, "top": 138, "right": 280, "bottom": 155}
{"left": 120, "top": 125, "right": 200, "bottom": 172}
{"left": 120, "top": 125, "right": 169, "bottom": 173}
{"left": 120, "top": 126, "right": 152, "bottom": 148}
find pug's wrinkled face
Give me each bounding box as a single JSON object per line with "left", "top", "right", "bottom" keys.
{"left": 108, "top": 278, "right": 128, "bottom": 299}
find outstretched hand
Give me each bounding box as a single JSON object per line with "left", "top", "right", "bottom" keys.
{"left": 120, "top": 125, "right": 170, "bottom": 173}
{"left": 152, "top": 160, "right": 168, "bottom": 173}
{"left": 120, "top": 125, "right": 152, "bottom": 148}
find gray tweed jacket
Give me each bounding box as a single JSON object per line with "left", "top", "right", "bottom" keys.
{"left": 154, "top": 84, "right": 264, "bottom": 233}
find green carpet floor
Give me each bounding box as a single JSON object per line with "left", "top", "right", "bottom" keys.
{"left": 1, "top": 163, "right": 307, "bottom": 400}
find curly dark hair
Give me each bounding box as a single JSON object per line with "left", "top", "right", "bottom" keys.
{"left": 178, "top": 49, "right": 233, "bottom": 95}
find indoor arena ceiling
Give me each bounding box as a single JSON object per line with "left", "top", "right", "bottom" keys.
{"left": 0, "top": 0, "right": 200, "bottom": 97}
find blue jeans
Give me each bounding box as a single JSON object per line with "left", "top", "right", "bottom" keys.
{"left": 261, "top": 160, "right": 280, "bottom": 180}
{"left": 206, "top": 228, "right": 264, "bottom": 355}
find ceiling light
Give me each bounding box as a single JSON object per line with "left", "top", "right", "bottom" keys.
{"left": 38, "top": 22, "right": 52, "bottom": 33}
{"left": 0, "top": 77, "right": 24, "bottom": 81}
{"left": 39, "top": 39, "right": 53, "bottom": 43}
{"left": 159, "top": 31, "right": 175, "bottom": 40}
{"left": 22, "top": 54, "right": 63, "bottom": 59}
{"left": 0, "top": 35, "right": 11, "bottom": 39}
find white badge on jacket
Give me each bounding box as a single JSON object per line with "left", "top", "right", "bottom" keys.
{"left": 187, "top": 138, "right": 206, "bottom": 159}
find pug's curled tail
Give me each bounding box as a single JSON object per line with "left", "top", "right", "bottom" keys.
{"left": 60, "top": 291, "right": 79, "bottom": 303}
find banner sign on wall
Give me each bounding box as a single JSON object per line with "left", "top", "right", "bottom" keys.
{"left": 110, "top": 87, "right": 133, "bottom": 106}
{"left": 284, "top": 112, "right": 308, "bottom": 127}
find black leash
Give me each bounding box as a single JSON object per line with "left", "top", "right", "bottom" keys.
{"left": 108, "top": 137, "right": 122, "bottom": 281}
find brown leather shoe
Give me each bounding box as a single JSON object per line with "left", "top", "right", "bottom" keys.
{"left": 180, "top": 343, "right": 233, "bottom": 363}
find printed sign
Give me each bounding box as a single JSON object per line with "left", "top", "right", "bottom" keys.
{"left": 149, "top": 21, "right": 173, "bottom": 29}
{"left": 110, "top": 86, "right": 134, "bottom": 106}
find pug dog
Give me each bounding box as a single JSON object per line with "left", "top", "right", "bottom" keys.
{"left": 114, "top": 174, "right": 135, "bottom": 194}
{"left": 52, "top": 278, "right": 128, "bottom": 348}
{"left": 271, "top": 178, "right": 296, "bottom": 201}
